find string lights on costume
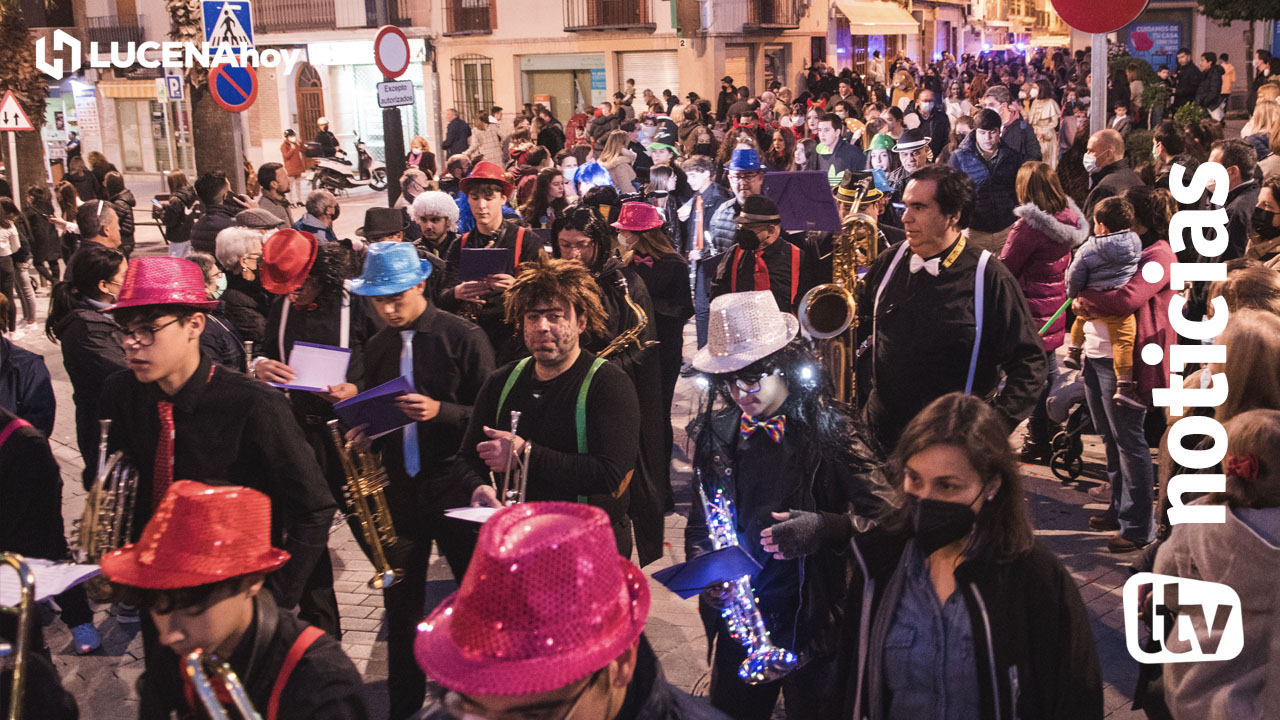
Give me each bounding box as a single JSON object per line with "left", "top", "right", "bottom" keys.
{"left": 696, "top": 468, "right": 799, "bottom": 685}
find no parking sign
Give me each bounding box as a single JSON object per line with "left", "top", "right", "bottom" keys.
{"left": 209, "top": 63, "right": 258, "bottom": 113}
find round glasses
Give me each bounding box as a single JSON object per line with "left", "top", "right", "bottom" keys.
{"left": 112, "top": 317, "right": 182, "bottom": 348}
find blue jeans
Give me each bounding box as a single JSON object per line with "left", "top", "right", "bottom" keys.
{"left": 694, "top": 262, "right": 712, "bottom": 348}
{"left": 1082, "top": 357, "right": 1155, "bottom": 544}
{"left": 1030, "top": 354, "right": 1060, "bottom": 424}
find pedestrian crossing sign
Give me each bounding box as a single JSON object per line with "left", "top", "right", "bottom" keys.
{"left": 202, "top": 0, "right": 254, "bottom": 53}
{"left": 0, "top": 91, "right": 34, "bottom": 132}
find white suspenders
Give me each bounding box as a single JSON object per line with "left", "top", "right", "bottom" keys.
{"left": 278, "top": 280, "right": 352, "bottom": 361}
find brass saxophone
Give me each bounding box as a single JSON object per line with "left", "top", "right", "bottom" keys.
{"left": 326, "top": 420, "right": 403, "bottom": 589}
{"left": 184, "top": 649, "right": 262, "bottom": 720}
{"left": 76, "top": 420, "right": 140, "bottom": 564}
{"left": 1, "top": 553, "right": 35, "bottom": 720}
{"left": 797, "top": 181, "right": 879, "bottom": 404}
{"left": 599, "top": 274, "right": 654, "bottom": 359}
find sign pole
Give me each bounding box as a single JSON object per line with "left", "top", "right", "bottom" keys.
{"left": 6, "top": 132, "right": 17, "bottom": 212}
{"left": 231, "top": 113, "right": 247, "bottom": 195}
{"left": 1090, "top": 33, "right": 1108, "bottom": 137}
{"left": 384, "top": 105, "right": 405, "bottom": 207}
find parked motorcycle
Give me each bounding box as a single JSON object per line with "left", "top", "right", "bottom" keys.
{"left": 305, "top": 138, "right": 388, "bottom": 193}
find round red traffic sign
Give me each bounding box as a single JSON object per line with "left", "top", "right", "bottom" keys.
{"left": 1050, "top": 0, "right": 1149, "bottom": 34}
{"left": 209, "top": 63, "right": 258, "bottom": 113}
{"left": 374, "top": 25, "right": 411, "bottom": 79}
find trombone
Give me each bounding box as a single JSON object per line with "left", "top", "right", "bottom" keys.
{"left": 495, "top": 411, "right": 532, "bottom": 506}
{"left": 184, "top": 649, "right": 262, "bottom": 720}
{"left": 1, "top": 554, "right": 34, "bottom": 720}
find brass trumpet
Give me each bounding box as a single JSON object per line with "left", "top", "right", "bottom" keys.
{"left": 184, "top": 649, "right": 262, "bottom": 720}
{"left": 497, "top": 411, "right": 531, "bottom": 506}
{"left": 1, "top": 554, "right": 35, "bottom": 720}
{"left": 327, "top": 421, "right": 403, "bottom": 590}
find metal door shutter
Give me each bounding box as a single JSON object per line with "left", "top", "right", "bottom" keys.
{"left": 618, "top": 51, "right": 681, "bottom": 99}
{"left": 724, "top": 45, "right": 751, "bottom": 89}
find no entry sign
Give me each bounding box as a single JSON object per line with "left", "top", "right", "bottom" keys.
{"left": 209, "top": 63, "right": 258, "bottom": 113}
{"left": 374, "top": 25, "right": 410, "bottom": 79}
{"left": 1050, "top": 0, "right": 1149, "bottom": 34}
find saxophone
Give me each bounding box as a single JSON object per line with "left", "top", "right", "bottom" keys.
{"left": 797, "top": 179, "right": 878, "bottom": 404}
{"left": 598, "top": 274, "right": 654, "bottom": 359}
{"left": 326, "top": 420, "right": 403, "bottom": 590}
{"left": 696, "top": 467, "right": 799, "bottom": 685}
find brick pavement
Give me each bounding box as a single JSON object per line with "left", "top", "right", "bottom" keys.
{"left": 15, "top": 210, "right": 1149, "bottom": 719}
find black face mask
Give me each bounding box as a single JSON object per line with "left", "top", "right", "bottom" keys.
{"left": 1252, "top": 208, "right": 1280, "bottom": 240}
{"left": 905, "top": 491, "right": 983, "bottom": 556}
{"left": 734, "top": 227, "right": 761, "bottom": 251}
{"left": 694, "top": 143, "right": 714, "bottom": 156}
{"left": 330, "top": 204, "right": 341, "bottom": 221}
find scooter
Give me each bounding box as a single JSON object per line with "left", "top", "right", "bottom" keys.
{"left": 305, "top": 137, "right": 388, "bottom": 193}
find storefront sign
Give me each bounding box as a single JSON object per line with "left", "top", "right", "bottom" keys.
{"left": 1127, "top": 22, "right": 1179, "bottom": 71}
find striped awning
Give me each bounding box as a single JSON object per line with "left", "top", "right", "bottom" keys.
{"left": 97, "top": 82, "right": 156, "bottom": 99}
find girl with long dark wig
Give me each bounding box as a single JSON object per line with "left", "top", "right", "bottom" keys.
{"left": 518, "top": 166, "right": 568, "bottom": 228}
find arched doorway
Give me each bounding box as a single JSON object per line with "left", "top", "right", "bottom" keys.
{"left": 295, "top": 63, "right": 325, "bottom": 143}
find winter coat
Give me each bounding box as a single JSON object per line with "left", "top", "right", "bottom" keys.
{"left": 281, "top": 139, "right": 306, "bottom": 176}
{"left": 1000, "top": 199, "right": 1088, "bottom": 350}
{"left": 680, "top": 182, "right": 732, "bottom": 257}
{"left": 189, "top": 202, "right": 238, "bottom": 255}
{"left": 1001, "top": 115, "right": 1043, "bottom": 162}
{"left": 536, "top": 122, "right": 565, "bottom": 157}
{"left": 0, "top": 335, "right": 55, "bottom": 438}
{"left": 1197, "top": 64, "right": 1226, "bottom": 109}
{"left": 108, "top": 188, "right": 136, "bottom": 252}
{"left": 1174, "top": 62, "right": 1203, "bottom": 109}
{"left": 909, "top": 107, "right": 951, "bottom": 160}
{"left": 52, "top": 303, "right": 128, "bottom": 487}
{"left": 605, "top": 150, "right": 639, "bottom": 193}
{"left": 442, "top": 116, "right": 472, "bottom": 157}
{"left": 1066, "top": 229, "right": 1142, "bottom": 296}
{"left": 465, "top": 124, "right": 505, "bottom": 166}
{"left": 161, "top": 187, "right": 198, "bottom": 246}
{"left": 1083, "top": 160, "right": 1143, "bottom": 220}
{"left": 65, "top": 170, "right": 100, "bottom": 201}
{"left": 588, "top": 112, "right": 620, "bottom": 146}
{"left": 841, "top": 530, "right": 1103, "bottom": 720}
{"left": 947, "top": 133, "right": 1023, "bottom": 233}
{"left": 1156, "top": 498, "right": 1280, "bottom": 720}
{"left": 222, "top": 272, "right": 270, "bottom": 347}
{"left": 676, "top": 119, "right": 702, "bottom": 155}
{"left": 24, "top": 205, "right": 61, "bottom": 264}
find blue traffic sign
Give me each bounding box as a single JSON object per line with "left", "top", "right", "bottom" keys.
{"left": 203, "top": 0, "right": 253, "bottom": 52}
{"left": 166, "top": 76, "right": 184, "bottom": 101}
{"left": 209, "top": 64, "right": 257, "bottom": 113}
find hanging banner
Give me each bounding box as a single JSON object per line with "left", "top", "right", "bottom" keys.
{"left": 1127, "top": 22, "right": 1180, "bottom": 71}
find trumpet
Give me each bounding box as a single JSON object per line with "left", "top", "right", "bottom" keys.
{"left": 184, "top": 649, "right": 262, "bottom": 720}
{"left": 1, "top": 553, "right": 35, "bottom": 720}
{"left": 76, "top": 420, "right": 140, "bottom": 576}
{"left": 327, "top": 421, "right": 403, "bottom": 590}
{"left": 496, "top": 411, "right": 531, "bottom": 506}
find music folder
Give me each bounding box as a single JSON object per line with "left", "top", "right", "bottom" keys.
{"left": 651, "top": 545, "right": 763, "bottom": 600}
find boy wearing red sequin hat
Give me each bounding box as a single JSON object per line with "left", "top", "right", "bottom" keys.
{"left": 103, "top": 481, "right": 366, "bottom": 720}
{"left": 413, "top": 501, "right": 729, "bottom": 720}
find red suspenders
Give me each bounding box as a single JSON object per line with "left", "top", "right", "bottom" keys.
{"left": 461, "top": 227, "right": 527, "bottom": 271}
{"left": 729, "top": 243, "right": 802, "bottom": 303}
{"left": 180, "top": 625, "right": 325, "bottom": 720}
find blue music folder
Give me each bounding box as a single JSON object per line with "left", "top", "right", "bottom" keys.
{"left": 333, "top": 375, "right": 415, "bottom": 439}
{"left": 762, "top": 171, "right": 842, "bottom": 234}
{"left": 651, "top": 545, "right": 763, "bottom": 599}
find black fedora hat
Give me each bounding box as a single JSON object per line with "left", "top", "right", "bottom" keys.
{"left": 892, "top": 128, "right": 931, "bottom": 153}
{"left": 732, "top": 194, "right": 781, "bottom": 225}
{"left": 357, "top": 207, "right": 410, "bottom": 239}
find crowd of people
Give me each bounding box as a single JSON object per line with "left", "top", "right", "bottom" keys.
{"left": 3, "top": 41, "right": 1280, "bottom": 720}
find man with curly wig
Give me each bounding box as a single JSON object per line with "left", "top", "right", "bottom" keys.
{"left": 460, "top": 256, "right": 642, "bottom": 555}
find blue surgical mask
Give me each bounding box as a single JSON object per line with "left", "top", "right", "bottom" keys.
{"left": 213, "top": 273, "right": 228, "bottom": 299}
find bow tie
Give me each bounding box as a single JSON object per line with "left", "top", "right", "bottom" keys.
{"left": 740, "top": 415, "right": 785, "bottom": 443}
{"left": 291, "top": 300, "right": 319, "bottom": 312}
{"left": 631, "top": 254, "right": 654, "bottom": 268}
{"left": 908, "top": 254, "right": 941, "bottom": 276}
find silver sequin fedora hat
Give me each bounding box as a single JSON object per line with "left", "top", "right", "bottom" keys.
{"left": 692, "top": 290, "right": 800, "bottom": 374}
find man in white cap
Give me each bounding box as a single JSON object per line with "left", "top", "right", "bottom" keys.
{"left": 687, "top": 290, "right": 884, "bottom": 720}
{"left": 885, "top": 128, "right": 932, "bottom": 202}
{"left": 315, "top": 116, "right": 339, "bottom": 158}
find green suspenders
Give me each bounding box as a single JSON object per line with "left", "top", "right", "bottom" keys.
{"left": 495, "top": 356, "right": 607, "bottom": 503}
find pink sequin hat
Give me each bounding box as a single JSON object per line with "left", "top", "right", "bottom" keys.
{"left": 414, "top": 502, "right": 650, "bottom": 696}
{"left": 101, "top": 480, "right": 290, "bottom": 589}
{"left": 104, "top": 256, "right": 218, "bottom": 311}
{"left": 611, "top": 201, "right": 664, "bottom": 232}
{"left": 692, "top": 290, "right": 799, "bottom": 374}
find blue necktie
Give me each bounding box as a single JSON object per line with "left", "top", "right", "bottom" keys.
{"left": 400, "top": 330, "right": 420, "bottom": 477}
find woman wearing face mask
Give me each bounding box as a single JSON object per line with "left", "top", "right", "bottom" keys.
{"left": 44, "top": 244, "right": 129, "bottom": 488}
{"left": 1027, "top": 80, "right": 1062, "bottom": 169}
{"left": 837, "top": 392, "right": 1103, "bottom": 720}
{"left": 213, "top": 225, "right": 271, "bottom": 346}
{"left": 185, "top": 251, "right": 248, "bottom": 371}
{"left": 405, "top": 136, "right": 437, "bottom": 179}
{"left": 1247, "top": 175, "right": 1280, "bottom": 262}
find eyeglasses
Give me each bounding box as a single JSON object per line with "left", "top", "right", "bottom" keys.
{"left": 113, "top": 317, "right": 182, "bottom": 347}
{"left": 715, "top": 369, "right": 780, "bottom": 395}
{"left": 442, "top": 668, "right": 604, "bottom": 720}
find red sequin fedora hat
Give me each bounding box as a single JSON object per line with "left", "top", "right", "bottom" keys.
{"left": 260, "top": 228, "right": 318, "bottom": 295}
{"left": 459, "top": 160, "right": 515, "bottom": 197}
{"left": 611, "top": 201, "right": 664, "bottom": 232}
{"left": 414, "top": 502, "right": 650, "bottom": 696}
{"left": 104, "top": 256, "right": 218, "bottom": 311}
{"left": 101, "top": 480, "right": 290, "bottom": 589}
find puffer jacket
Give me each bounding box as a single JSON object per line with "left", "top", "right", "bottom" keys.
{"left": 999, "top": 199, "right": 1088, "bottom": 350}
{"left": 109, "top": 188, "right": 136, "bottom": 255}
{"left": 1065, "top": 229, "right": 1142, "bottom": 296}
{"left": 947, "top": 133, "right": 1024, "bottom": 233}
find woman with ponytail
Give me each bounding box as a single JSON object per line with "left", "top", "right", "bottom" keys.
{"left": 45, "top": 245, "right": 128, "bottom": 488}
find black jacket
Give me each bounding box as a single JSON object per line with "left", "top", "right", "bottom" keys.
{"left": 24, "top": 204, "right": 61, "bottom": 264}
{"left": 315, "top": 129, "right": 340, "bottom": 157}
{"left": 538, "top": 122, "right": 566, "bottom": 157}
{"left": 65, "top": 170, "right": 100, "bottom": 202}
{"left": 1196, "top": 64, "right": 1225, "bottom": 109}
{"left": 1083, "top": 160, "right": 1144, "bottom": 220}
{"left": 1173, "top": 62, "right": 1203, "bottom": 109}
{"left": 0, "top": 406, "right": 71, "bottom": 562}
{"left": 52, "top": 303, "right": 128, "bottom": 488}
{"left": 201, "top": 306, "right": 247, "bottom": 372}
{"left": 108, "top": 188, "right": 136, "bottom": 254}
{"left": 442, "top": 116, "right": 472, "bottom": 157}
{"left": 162, "top": 187, "right": 198, "bottom": 246}
{"left": 680, "top": 183, "right": 732, "bottom": 257}
{"left": 840, "top": 530, "right": 1102, "bottom": 720}
{"left": 140, "top": 592, "right": 367, "bottom": 720}
{"left": 189, "top": 202, "right": 238, "bottom": 255}
{"left": 0, "top": 335, "right": 55, "bottom": 438}
{"left": 815, "top": 138, "right": 867, "bottom": 181}
{"left": 222, "top": 272, "right": 271, "bottom": 347}
{"left": 909, "top": 107, "right": 952, "bottom": 160}
{"left": 947, "top": 134, "right": 1024, "bottom": 233}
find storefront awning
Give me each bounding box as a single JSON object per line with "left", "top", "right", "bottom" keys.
{"left": 98, "top": 82, "right": 155, "bottom": 99}
{"left": 833, "top": 0, "right": 919, "bottom": 36}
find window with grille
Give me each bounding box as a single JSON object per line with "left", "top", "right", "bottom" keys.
{"left": 451, "top": 54, "right": 494, "bottom": 127}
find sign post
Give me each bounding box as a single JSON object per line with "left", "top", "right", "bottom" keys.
{"left": 1049, "top": 0, "right": 1150, "bottom": 137}
{"left": 0, "top": 91, "right": 35, "bottom": 211}
{"left": 202, "top": 0, "right": 254, "bottom": 194}
{"left": 374, "top": 25, "right": 412, "bottom": 207}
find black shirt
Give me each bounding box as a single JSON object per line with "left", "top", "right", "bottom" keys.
{"left": 855, "top": 237, "right": 1047, "bottom": 450}
{"left": 438, "top": 218, "right": 542, "bottom": 356}
{"left": 710, "top": 236, "right": 817, "bottom": 314}
{"left": 362, "top": 303, "right": 495, "bottom": 481}
{"left": 459, "top": 350, "right": 640, "bottom": 506}
{"left": 96, "top": 354, "right": 337, "bottom": 609}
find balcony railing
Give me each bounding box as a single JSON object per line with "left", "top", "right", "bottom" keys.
{"left": 444, "top": 0, "right": 492, "bottom": 36}
{"left": 745, "top": 0, "right": 801, "bottom": 30}
{"left": 20, "top": 0, "right": 74, "bottom": 28}
{"left": 564, "top": 0, "right": 655, "bottom": 32}
{"left": 390, "top": 0, "right": 426, "bottom": 26}
{"left": 85, "top": 15, "right": 145, "bottom": 46}
{"left": 256, "top": 0, "right": 336, "bottom": 32}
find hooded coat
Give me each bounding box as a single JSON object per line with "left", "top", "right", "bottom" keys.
{"left": 999, "top": 199, "right": 1088, "bottom": 351}
{"left": 1065, "top": 229, "right": 1142, "bottom": 296}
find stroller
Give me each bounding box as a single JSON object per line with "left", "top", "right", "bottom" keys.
{"left": 1049, "top": 398, "right": 1093, "bottom": 482}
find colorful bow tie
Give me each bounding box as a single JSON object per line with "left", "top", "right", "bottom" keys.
{"left": 740, "top": 415, "right": 785, "bottom": 443}
{"left": 632, "top": 254, "right": 654, "bottom": 268}
{"left": 908, "top": 253, "right": 941, "bottom": 276}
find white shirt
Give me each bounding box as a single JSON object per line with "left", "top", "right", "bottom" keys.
{"left": 1082, "top": 320, "right": 1113, "bottom": 360}
{"left": 0, "top": 226, "right": 18, "bottom": 257}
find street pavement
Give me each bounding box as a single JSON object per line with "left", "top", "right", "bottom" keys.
{"left": 12, "top": 190, "right": 1149, "bottom": 719}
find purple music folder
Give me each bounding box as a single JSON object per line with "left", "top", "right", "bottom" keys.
{"left": 333, "top": 375, "right": 415, "bottom": 439}
{"left": 651, "top": 545, "right": 763, "bottom": 600}
{"left": 762, "top": 171, "right": 842, "bottom": 234}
